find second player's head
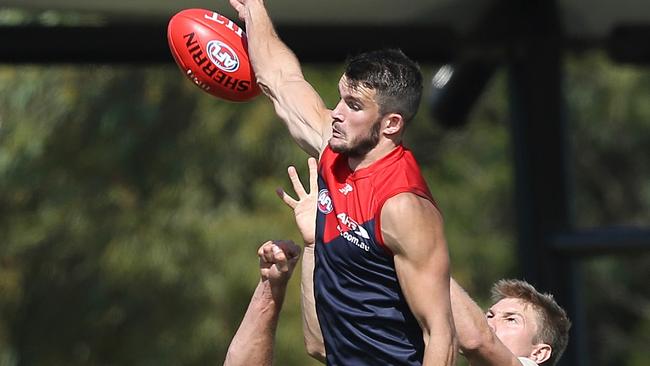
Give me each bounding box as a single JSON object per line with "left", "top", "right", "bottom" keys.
{"left": 488, "top": 279, "right": 571, "bottom": 366}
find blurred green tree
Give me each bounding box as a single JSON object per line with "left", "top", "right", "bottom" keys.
{"left": 0, "top": 49, "right": 647, "bottom": 366}
{"left": 565, "top": 52, "right": 650, "bottom": 366}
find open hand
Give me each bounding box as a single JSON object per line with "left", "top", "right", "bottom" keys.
{"left": 276, "top": 157, "right": 318, "bottom": 246}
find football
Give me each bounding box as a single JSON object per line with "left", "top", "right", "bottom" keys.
{"left": 167, "top": 9, "right": 261, "bottom": 102}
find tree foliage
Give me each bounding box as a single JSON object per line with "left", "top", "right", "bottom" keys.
{"left": 0, "top": 51, "right": 647, "bottom": 366}
{"left": 565, "top": 52, "right": 650, "bottom": 366}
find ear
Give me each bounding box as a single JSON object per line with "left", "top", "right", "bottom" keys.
{"left": 529, "top": 343, "right": 552, "bottom": 364}
{"left": 382, "top": 113, "right": 404, "bottom": 136}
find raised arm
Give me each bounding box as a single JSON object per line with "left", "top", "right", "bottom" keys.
{"left": 381, "top": 193, "right": 457, "bottom": 366}
{"left": 450, "top": 279, "right": 523, "bottom": 366}
{"left": 223, "top": 240, "right": 301, "bottom": 366}
{"left": 229, "top": 0, "right": 332, "bottom": 157}
{"left": 300, "top": 245, "right": 326, "bottom": 362}
{"left": 276, "top": 157, "right": 326, "bottom": 362}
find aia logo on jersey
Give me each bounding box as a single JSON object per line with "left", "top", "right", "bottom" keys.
{"left": 336, "top": 213, "right": 370, "bottom": 251}
{"left": 207, "top": 40, "right": 239, "bottom": 73}
{"left": 318, "top": 189, "right": 333, "bottom": 214}
{"left": 336, "top": 213, "right": 370, "bottom": 239}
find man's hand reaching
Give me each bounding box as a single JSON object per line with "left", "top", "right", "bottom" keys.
{"left": 276, "top": 157, "right": 318, "bottom": 246}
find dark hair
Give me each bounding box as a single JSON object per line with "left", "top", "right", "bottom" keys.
{"left": 491, "top": 279, "right": 572, "bottom": 366}
{"left": 344, "top": 49, "right": 423, "bottom": 124}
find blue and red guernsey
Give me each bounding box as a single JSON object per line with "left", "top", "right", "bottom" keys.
{"left": 315, "top": 144, "right": 436, "bottom": 366}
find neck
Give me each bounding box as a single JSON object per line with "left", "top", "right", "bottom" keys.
{"left": 348, "top": 138, "right": 400, "bottom": 171}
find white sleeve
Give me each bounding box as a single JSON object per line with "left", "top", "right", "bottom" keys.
{"left": 518, "top": 357, "right": 538, "bottom": 366}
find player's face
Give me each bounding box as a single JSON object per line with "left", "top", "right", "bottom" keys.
{"left": 329, "top": 75, "right": 383, "bottom": 158}
{"left": 486, "top": 298, "right": 540, "bottom": 358}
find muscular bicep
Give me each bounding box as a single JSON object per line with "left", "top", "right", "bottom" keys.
{"left": 381, "top": 193, "right": 452, "bottom": 335}
{"left": 260, "top": 73, "right": 332, "bottom": 157}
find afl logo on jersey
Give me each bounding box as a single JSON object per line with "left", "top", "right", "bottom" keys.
{"left": 317, "top": 189, "right": 333, "bottom": 214}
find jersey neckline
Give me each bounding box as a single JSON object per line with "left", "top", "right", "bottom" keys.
{"left": 343, "top": 144, "right": 406, "bottom": 180}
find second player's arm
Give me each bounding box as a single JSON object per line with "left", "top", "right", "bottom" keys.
{"left": 276, "top": 158, "right": 326, "bottom": 362}
{"left": 450, "top": 279, "right": 524, "bottom": 366}
{"left": 381, "top": 193, "right": 457, "bottom": 366}
{"left": 224, "top": 240, "right": 300, "bottom": 366}
{"left": 232, "top": 0, "right": 331, "bottom": 157}
{"left": 301, "top": 244, "right": 326, "bottom": 362}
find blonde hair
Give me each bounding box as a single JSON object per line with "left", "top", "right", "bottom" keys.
{"left": 491, "top": 279, "right": 571, "bottom": 366}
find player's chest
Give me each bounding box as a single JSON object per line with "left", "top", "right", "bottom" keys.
{"left": 317, "top": 179, "right": 378, "bottom": 252}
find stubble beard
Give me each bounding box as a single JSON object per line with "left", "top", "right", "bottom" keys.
{"left": 330, "top": 118, "right": 382, "bottom": 158}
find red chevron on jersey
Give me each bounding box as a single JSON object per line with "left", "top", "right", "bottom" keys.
{"left": 317, "top": 144, "right": 434, "bottom": 251}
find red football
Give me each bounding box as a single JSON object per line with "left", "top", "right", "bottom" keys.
{"left": 167, "top": 9, "right": 261, "bottom": 102}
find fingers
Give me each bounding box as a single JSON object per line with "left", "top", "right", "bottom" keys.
{"left": 276, "top": 187, "right": 298, "bottom": 209}
{"left": 278, "top": 159, "right": 316, "bottom": 201}
{"left": 307, "top": 157, "right": 318, "bottom": 193}
{"left": 259, "top": 241, "right": 282, "bottom": 264}
{"left": 258, "top": 242, "right": 272, "bottom": 268}
{"left": 228, "top": 0, "right": 248, "bottom": 20}
{"left": 228, "top": 0, "right": 241, "bottom": 12}
{"left": 277, "top": 159, "right": 315, "bottom": 208}
{"left": 258, "top": 240, "right": 300, "bottom": 273}
{"left": 274, "top": 239, "right": 301, "bottom": 261}
{"left": 288, "top": 165, "right": 308, "bottom": 197}
{"left": 228, "top": 0, "right": 244, "bottom": 10}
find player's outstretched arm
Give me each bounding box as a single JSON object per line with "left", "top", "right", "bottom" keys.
{"left": 450, "top": 278, "right": 524, "bottom": 366}
{"left": 275, "top": 157, "right": 326, "bottom": 362}
{"left": 223, "top": 240, "right": 301, "bottom": 366}
{"left": 381, "top": 194, "right": 457, "bottom": 366}
{"left": 229, "top": 0, "right": 331, "bottom": 157}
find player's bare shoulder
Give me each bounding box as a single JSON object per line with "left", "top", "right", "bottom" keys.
{"left": 381, "top": 192, "right": 444, "bottom": 255}
{"left": 383, "top": 192, "right": 442, "bottom": 225}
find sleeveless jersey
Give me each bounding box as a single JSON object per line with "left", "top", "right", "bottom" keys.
{"left": 315, "top": 144, "right": 435, "bottom": 366}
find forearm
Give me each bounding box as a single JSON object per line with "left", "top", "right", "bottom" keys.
{"left": 423, "top": 327, "right": 457, "bottom": 366}
{"left": 384, "top": 195, "right": 457, "bottom": 366}
{"left": 422, "top": 334, "right": 456, "bottom": 366}
{"left": 450, "top": 278, "right": 495, "bottom": 352}
{"left": 300, "top": 245, "right": 326, "bottom": 362}
{"left": 243, "top": 0, "right": 303, "bottom": 92}
{"left": 224, "top": 280, "right": 285, "bottom": 366}
{"left": 421, "top": 291, "right": 457, "bottom": 366}
{"left": 241, "top": 0, "right": 328, "bottom": 156}
{"left": 450, "top": 278, "right": 520, "bottom": 366}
